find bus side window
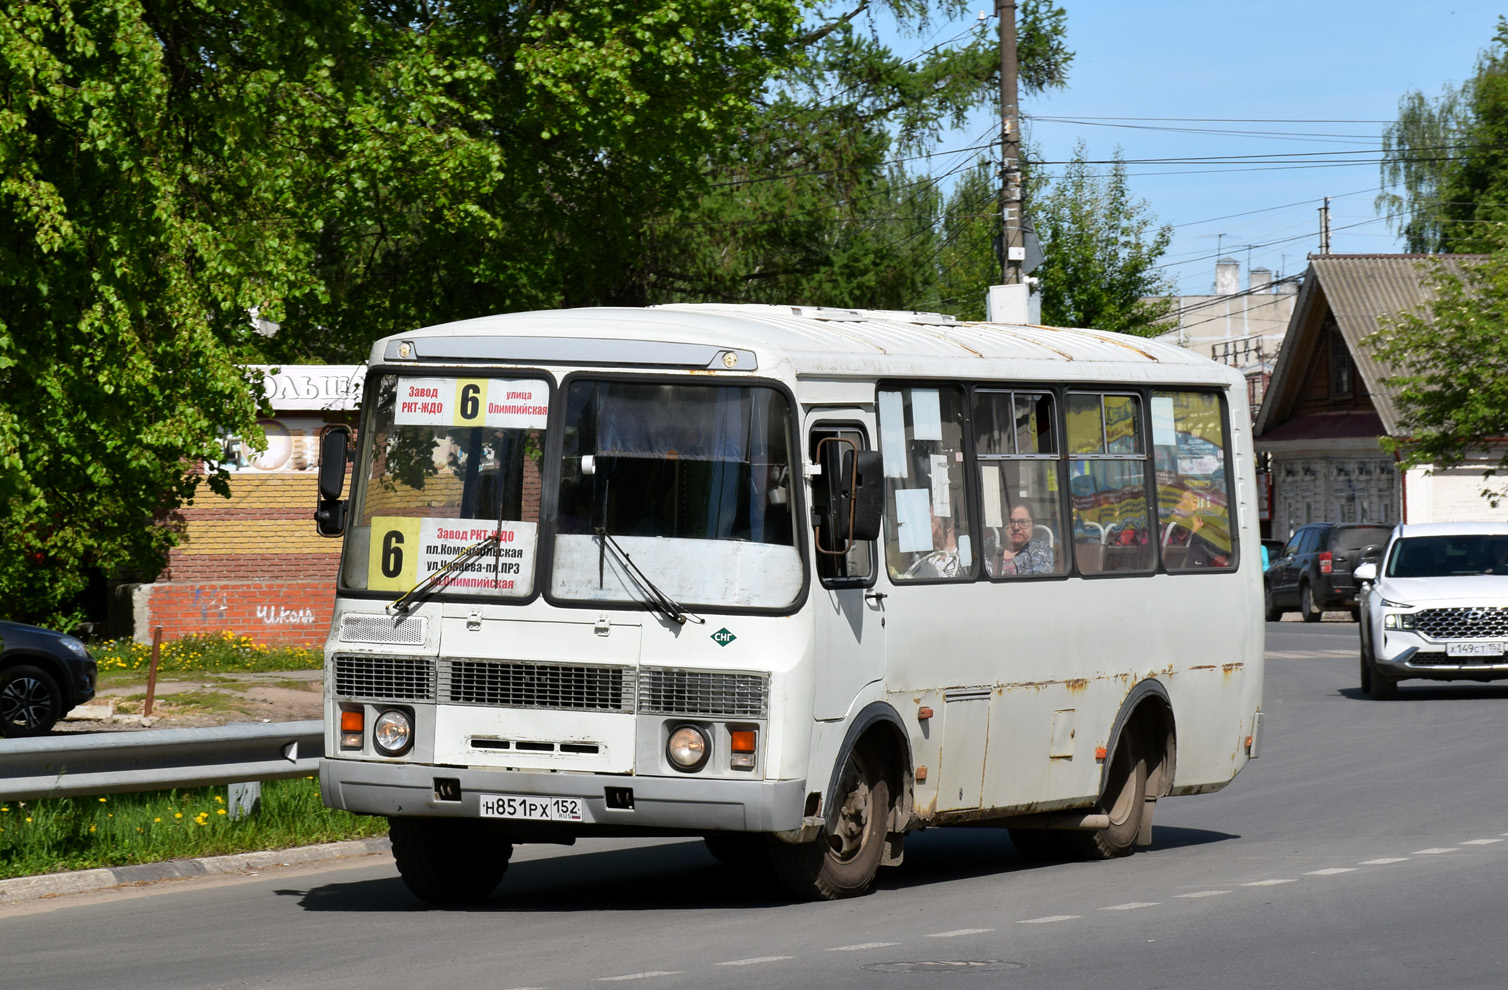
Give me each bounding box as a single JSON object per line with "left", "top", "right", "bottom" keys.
{"left": 1067, "top": 392, "right": 1152, "bottom": 574}
{"left": 974, "top": 390, "right": 1066, "bottom": 578}
{"left": 1152, "top": 391, "right": 1235, "bottom": 571}
{"left": 810, "top": 426, "right": 875, "bottom": 584}
{"left": 878, "top": 386, "right": 973, "bottom": 582}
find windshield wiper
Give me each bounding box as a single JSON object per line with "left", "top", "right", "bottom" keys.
{"left": 593, "top": 528, "right": 705, "bottom": 626}
{"left": 388, "top": 532, "right": 499, "bottom": 614}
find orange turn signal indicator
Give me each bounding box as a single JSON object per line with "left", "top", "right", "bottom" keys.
{"left": 730, "top": 730, "right": 757, "bottom": 753}
{"left": 341, "top": 710, "right": 364, "bottom": 732}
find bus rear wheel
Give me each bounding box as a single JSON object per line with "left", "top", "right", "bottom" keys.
{"left": 389, "top": 816, "right": 512, "bottom": 904}
{"left": 768, "top": 749, "right": 889, "bottom": 900}
{"left": 1012, "top": 737, "right": 1147, "bottom": 861}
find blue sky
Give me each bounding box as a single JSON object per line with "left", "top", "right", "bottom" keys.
{"left": 901, "top": 1, "right": 1504, "bottom": 295}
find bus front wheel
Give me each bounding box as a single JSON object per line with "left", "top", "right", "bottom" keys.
{"left": 389, "top": 816, "right": 512, "bottom": 904}
{"left": 768, "top": 748, "right": 889, "bottom": 900}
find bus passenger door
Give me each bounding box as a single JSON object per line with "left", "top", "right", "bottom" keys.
{"left": 809, "top": 419, "right": 887, "bottom": 720}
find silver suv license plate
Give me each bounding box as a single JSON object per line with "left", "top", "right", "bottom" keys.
{"left": 1446, "top": 641, "right": 1507, "bottom": 658}
{"left": 479, "top": 794, "right": 586, "bottom": 821}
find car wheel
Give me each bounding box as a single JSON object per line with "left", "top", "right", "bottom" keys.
{"left": 1359, "top": 627, "right": 1373, "bottom": 693}
{"left": 1368, "top": 668, "right": 1398, "bottom": 700}
{"left": 0, "top": 664, "right": 63, "bottom": 737}
{"left": 1300, "top": 582, "right": 1322, "bottom": 623}
{"left": 1264, "top": 583, "right": 1282, "bottom": 622}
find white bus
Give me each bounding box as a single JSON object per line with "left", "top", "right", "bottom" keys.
{"left": 315, "top": 304, "right": 1265, "bottom": 903}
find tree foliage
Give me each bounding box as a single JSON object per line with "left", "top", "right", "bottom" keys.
{"left": 1369, "top": 244, "right": 1508, "bottom": 501}
{"left": 1378, "top": 16, "right": 1508, "bottom": 253}
{"left": 1027, "top": 144, "right": 1173, "bottom": 334}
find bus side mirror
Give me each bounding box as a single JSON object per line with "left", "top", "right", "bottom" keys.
{"left": 315, "top": 426, "right": 351, "bottom": 537}
{"left": 841, "top": 449, "right": 884, "bottom": 543}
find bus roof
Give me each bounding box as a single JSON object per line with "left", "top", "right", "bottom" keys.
{"left": 370, "top": 304, "right": 1241, "bottom": 389}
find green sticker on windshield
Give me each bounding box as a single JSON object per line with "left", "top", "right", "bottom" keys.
{"left": 711, "top": 628, "right": 736, "bottom": 647}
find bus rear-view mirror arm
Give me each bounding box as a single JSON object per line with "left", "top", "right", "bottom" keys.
{"left": 315, "top": 425, "right": 351, "bottom": 537}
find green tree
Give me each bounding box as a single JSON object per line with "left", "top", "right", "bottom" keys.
{"left": 643, "top": 0, "right": 1072, "bottom": 309}
{"left": 1378, "top": 17, "right": 1508, "bottom": 253}
{"left": 1368, "top": 243, "right": 1508, "bottom": 502}
{"left": 0, "top": 0, "right": 806, "bottom": 625}
{"left": 1028, "top": 144, "right": 1173, "bottom": 334}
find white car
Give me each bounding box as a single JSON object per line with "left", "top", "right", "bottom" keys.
{"left": 1355, "top": 522, "right": 1508, "bottom": 700}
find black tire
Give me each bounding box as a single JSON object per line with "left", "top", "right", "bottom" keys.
{"left": 1264, "top": 583, "right": 1283, "bottom": 622}
{"left": 1368, "top": 665, "right": 1398, "bottom": 700}
{"left": 1359, "top": 650, "right": 1372, "bottom": 694}
{"left": 1300, "top": 582, "right": 1322, "bottom": 623}
{"left": 0, "top": 664, "right": 63, "bottom": 738}
{"left": 1012, "top": 737, "right": 1148, "bottom": 862}
{"left": 767, "top": 748, "right": 889, "bottom": 900}
{"left": 389, "top": 816, "right": 512, "bottom": 904}
{"left": 1349, "top": 606, "right": 1362, "bottom": 623}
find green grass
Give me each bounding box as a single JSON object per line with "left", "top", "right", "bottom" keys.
{"left": 92, "top": 632, "right": 322, "bottom": 675}
{"left": 0, "top": 778, "right": 387, "bottom": 880}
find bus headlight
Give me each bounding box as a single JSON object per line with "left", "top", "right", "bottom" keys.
{"left": 373, "top": 709, "right": 414, "bottom": 756}
{"left": 667, "top": 725, "right": 710, "bottom": 772}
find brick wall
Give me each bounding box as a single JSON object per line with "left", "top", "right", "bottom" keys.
{"left": 138, "top": 474, "right": 340, "bottom": 646}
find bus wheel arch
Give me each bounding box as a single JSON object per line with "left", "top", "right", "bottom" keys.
{"left": 768, "top": 703, "right": 909, "bottom": 900}
{"left": 1094, "top": 680, "right": 1177, "bottom": 855}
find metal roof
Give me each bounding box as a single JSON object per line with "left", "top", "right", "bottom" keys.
{"left": 1256, "top": 255, "right": 1486, "bottom": 437}
{"left": 371, "top": 303, "right": 1240, "bottom": 388}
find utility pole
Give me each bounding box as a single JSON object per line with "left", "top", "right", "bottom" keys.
{"left": 1318, "top": 196, "right": 1331, "bottom": 255}
{"left": 998, "top": 0, "right": 1022, "bottom": 286}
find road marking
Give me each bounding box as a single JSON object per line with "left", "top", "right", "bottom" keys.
{"left": 596, "top": 973, "right": 679, "bottom": 982}
{"left": 1177, "top": 890, "right": 1230, "bottom": 898}
{"left": 1244, "top": 879, "right": 1298, "bottom": 887}
{"left": 1101, "top": 902, "right": 1160, "bottom": 910}
{"left": 828, "top": 943, "right": 899, "bottom": 952}
{"left": 1361, "top": 857, "right": 1409, "bottom": 865}
{"left": 1306, "top": 868, "right": 1357, "bottom": 876}
{"left": 927, "top": 929, "right": 994, "bottom": 938}
{"left": 1019, "top": 915, "right": 1080, "bottom": 924}
{"left": 1413, "top": 847, "right": 1457, "bottom": 855}
{"left": 1462, "top": 839, "right": 1503, "bottom": 846}
{"left": 717, "top": 957, "right": 793, "bottom": 967}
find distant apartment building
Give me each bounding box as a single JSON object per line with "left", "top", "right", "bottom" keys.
{"left": 1153, "top": 258, "right": 1299, "bottom": 418}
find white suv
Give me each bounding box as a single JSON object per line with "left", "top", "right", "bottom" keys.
{"left": 1355, "top": 522, "right": 1508, "bottom": 700}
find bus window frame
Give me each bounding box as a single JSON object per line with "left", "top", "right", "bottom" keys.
{"left": 336, "top": 362, "right": 558, "bottom": 608}
{"left": 809, "top": 420, "right": 879, "bottom": 591}
{"left": 968, "top": 385, "right": 1071, "bottom": 583}
{"left": 1152, "top": 387, "right": 1241, "bottom": 577}
{"left": 540, "top": 369, "right": 812, "bottom": 618}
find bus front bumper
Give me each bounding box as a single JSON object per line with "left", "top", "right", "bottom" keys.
{"left": 321, "top": 758, "right": 807, "bottom": 834}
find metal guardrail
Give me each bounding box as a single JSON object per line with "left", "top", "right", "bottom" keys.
{"left": 0, "top": 721, "right": 324, "bottom": 801}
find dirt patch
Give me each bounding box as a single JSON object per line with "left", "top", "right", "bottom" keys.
{"left": 60, "top": 671, "right": 323, "bottom": 732}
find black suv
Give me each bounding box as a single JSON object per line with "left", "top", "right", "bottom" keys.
{"left": 1265, "top": 523, "right": 1392, "bottom": 623}
{"left": 1, "top": 620, "right": 98, "bottom": 736}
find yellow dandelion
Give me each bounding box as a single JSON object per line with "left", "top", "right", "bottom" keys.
{"left": 89, "top": 824, "right": 96, "bottom": 833}
{"left": 215, "top": 795, "right": 224, "bottom": 804}
{"left": 25, "top": 817, "right": 32, "bottom": 823}
{"left": 174, "top": 812, "right": 183, "bottom": 819}
{"left": 98, "top": 797, "right": 107, "bottom": 803}
{"left": 217, "top": 808, "right": 227, "bottom": 815}
{"left": 154, "top": 817, "right": 161, "bottom": 823}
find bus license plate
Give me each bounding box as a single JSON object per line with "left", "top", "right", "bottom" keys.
{"left": 1447, "top": 641, "right": 1508, "bottom": 658}
{"left": 478, "top": 794, "right": 586, "bottom": 822}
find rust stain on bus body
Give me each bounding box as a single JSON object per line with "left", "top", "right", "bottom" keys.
{"left": 1222, "top": 662, "right": 1244, "bottom": 676}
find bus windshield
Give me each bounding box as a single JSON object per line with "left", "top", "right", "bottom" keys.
{"left": 551, "top": 380, "right": 802, "bottom": 610}
{"left": 342, "top": 373, "right": 548, "bottom": 598}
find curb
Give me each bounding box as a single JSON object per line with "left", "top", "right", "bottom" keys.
{"left": 0, "top": 836, "right": 392, "bottom": 905}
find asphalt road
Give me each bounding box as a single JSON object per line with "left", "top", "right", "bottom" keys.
{"left": 8, "top": 619, "right": 1508, "bottom": 990}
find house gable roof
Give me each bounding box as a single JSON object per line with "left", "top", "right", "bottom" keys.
{"left": 1255, "top": 254, "right": 1486, "bottom": 439}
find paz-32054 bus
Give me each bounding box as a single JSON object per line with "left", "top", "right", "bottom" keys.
{"left": 314, "top": 304, "right": 1264, "bottom": 902}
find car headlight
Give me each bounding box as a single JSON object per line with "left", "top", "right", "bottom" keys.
{"left": 60, "top": 637, "right": 89, "bottom": 659}
{"left": 373, "top": 709, "right": 414, "bottom": 756}
{"left": 666, "top": 724, "right": 710, "bottom": 772}
{"left": 1384, "top": 612, "right": 1417, "bottom": 630}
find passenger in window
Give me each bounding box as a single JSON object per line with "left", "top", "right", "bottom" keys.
{"left": 994, "top": 504, "right": 1055, "bottom": 576}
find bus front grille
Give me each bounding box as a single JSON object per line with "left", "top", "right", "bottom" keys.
{"left": 440, "top": 659, "right": 635, "bottom": 712}
{"left": 333, "top": 654, "right": 435, "bottom": 701}
{"left": 638, "top": 669, "right": 768, "bottom": 718}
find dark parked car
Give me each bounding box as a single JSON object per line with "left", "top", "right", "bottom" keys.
{"left": 1265, "top": 522, "right": 1393, "bottom": 622}
{"left": 0, "top": 620, "right": 97, "bottom": 737}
